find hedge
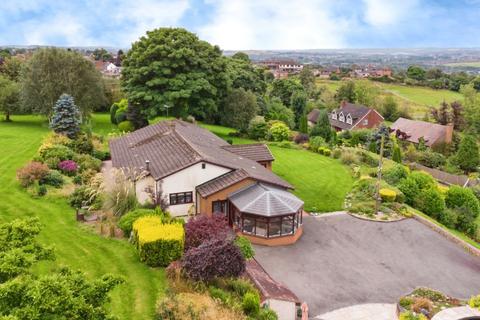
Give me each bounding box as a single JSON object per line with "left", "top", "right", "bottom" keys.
{"left": 133, "top": 216, "right": 184, "bottom": 267}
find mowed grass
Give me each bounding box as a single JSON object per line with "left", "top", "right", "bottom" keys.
{"left": 0, "top": 115, "right": 166, "bottom": 320}
{"left": 197, "top": 121, "right": 353, "bottom": 212}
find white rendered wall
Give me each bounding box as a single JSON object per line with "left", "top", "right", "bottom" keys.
{"left": 160, "top": 162, "right": 230, "bottom": 216}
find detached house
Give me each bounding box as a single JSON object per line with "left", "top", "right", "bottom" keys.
{"left": 308, "top": 101, "right": 384, "bottom": 131}
{"left": 390, "top": 118, "right": 453, "bottom": 147}
{"left": 109, "top": 120, "right": 304, "bottom": 246}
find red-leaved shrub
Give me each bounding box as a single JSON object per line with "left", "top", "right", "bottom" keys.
{"left": 58, "top": 160, "right": 78, "bottom": 175}
{"left": 16, "top": 161, "right": 49, "bottom": 187}
{"left": 181, "top": 239, "right": 245, "bottom": 281}
{"left": 184, "top": 215, "right": 231, "bottom": 251}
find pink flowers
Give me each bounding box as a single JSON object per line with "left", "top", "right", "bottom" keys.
{"left": 58, "top": 160, "right": 78, "bottom": 175}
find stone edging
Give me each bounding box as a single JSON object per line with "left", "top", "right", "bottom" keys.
{"left": 347, "top": 212, "right": 408, "bottom": 223}
{"left": 413, "top": 214, "right": 480, "bottom": 258}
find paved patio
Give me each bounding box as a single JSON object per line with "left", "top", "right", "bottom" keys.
{"left": 254, "top": 213, "right": 480, "bottom": 318}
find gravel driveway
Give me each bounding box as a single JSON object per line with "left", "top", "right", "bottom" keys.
{"left": 254, "top": 213, "right": 480, "bottom": 317}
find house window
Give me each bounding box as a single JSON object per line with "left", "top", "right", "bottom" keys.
{"left": 169, "top": 192, "right": 193, "bottom": 205}
{"left": 346, "top": 114, "right": 352, "bottom": 125}
{"left": 212, "top": 200, "right": 227, "bottom": 214}
{"left": 363, "top": 119, "right": 368, "bottom": 126}
{"left": 201, "top": 163, "right": 206, "bottom": 169}
{"left": 339, "top": 112, "right": 345, "bottom": 122}
{"left": 331, "top": 111, "right": 337, "bottom": 120}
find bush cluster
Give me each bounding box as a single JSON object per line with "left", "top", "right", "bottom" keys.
{"left": 118, "top": 208, "right": 170, "bottom": 236}
{"left": 379, "top": 188, "right": 396, "bottom": 202}
{"left": 39, "top": 170, "right": 64, "bottom": 188}
{"left": 133, "top": 216, "right": 184, "bottom": 267}
{"left": 181, "top": 239, "right": 245, "bottom": 281}
{"left": 184, "top": 215, "right": 231, "bottom": 251}
{"left": 16, "top": 161, "right": 49, "bottom": 187}
{"left": 234, "top": 236, "right": 255, "bottom": 260}
{"left": 58, "top": 160, "right": 78, "bottom": 175}
{"left": 266, "top": 121, "right": 290, "bottom": 142}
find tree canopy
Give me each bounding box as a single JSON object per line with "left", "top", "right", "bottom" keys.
{"left": 122, "top": 28, "right": 228, "bottom": 120}
{"left": 0, "top": 75, "right": 20, "bottom": 121}
{"left": 21, "top": 48, "right": 105, "bottom": 118}
{"left": 270, "top": 78, "right": 304, "bottom": 107}
{"left": 225, "top": 56, "right": 266, "bottom": 95}
{"left": 221, "top": 88, "right": 258, "bottom": 132}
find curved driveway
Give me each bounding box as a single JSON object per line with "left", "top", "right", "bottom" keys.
{"left": 254, "top": 213, "right": 480, "bottom": 318}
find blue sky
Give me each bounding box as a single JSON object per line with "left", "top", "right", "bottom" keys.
{"left": 1, "top": 0, "right": 480, "bottom": 50}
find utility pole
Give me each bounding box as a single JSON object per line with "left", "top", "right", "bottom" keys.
{"left": 374, "top": 135, "right": 385, "bottom": 215}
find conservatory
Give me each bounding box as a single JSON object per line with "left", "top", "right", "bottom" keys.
{"left": 227, "top": 183, "right": 304, "bottom": 246}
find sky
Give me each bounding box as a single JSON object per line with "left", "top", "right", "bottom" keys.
{"left": 1, "top": 0, "right": 480, "bottom": 50}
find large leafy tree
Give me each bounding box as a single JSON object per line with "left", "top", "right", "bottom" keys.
{"left": 0, "top": 75, "right": 20, "bottom": 121}
{"left": 225, "top": 56, "right": 266, "bottom": 95}
{"left": 265, "top": 97, "right": 295, "bottom": 129}
{"left": 270, "top": 78, "right": 304, "bottom": 107}
{"left": 298, "top": 67, "right": 316, "bottom": 95}
{"left": 460, "top": 83, "right": 480, "bottom": 134}
{"left": 122, "top": 28, "right": 228, "bottom": 120}
{"left": 382, "top": 96, "right": 399, "bottom": 122}
{"left": 21, "top": 48, "right": 105, "bottom": 118}
{"left": 0, "top": 57, "right": 23, "bottom": 82}
{"left": 0, "top": 218, "right": 123, "bottom": 320}
{"left": 221, "top": 88, "right": 258, "bottom": 132}
{"left": 50, "top": 94, "right": 81, "bottom": 139}
{"left": 407, "top": 65, "right": 426, "bottom": 81}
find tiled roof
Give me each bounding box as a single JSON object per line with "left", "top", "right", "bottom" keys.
{"left": 229, "top": 183, "right": 303, "bottom": 216}
{"left": 329, "top": 102, "right": 371, "bottom": 130}
{"left": 196, "top": 169, "right": 250, "bottom": 197}
{"left": 109, "top": 120, "right": 292, "bottom": 189}
{"left": 307, "top": 108, "right": 321, "bottom": 123}
{"left": 390, "top": 118, "right": 451, "bottom": 147}
{"left": 222, "top": 144, "right": 274, "bottom": 162}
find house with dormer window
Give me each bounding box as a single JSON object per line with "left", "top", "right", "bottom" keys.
{"left": 308, "top": 101, "right": 384, "bottom": 131}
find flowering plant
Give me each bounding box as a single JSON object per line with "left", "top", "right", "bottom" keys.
{"left": 58, "top": 160, "right": 78, "bottom": 175}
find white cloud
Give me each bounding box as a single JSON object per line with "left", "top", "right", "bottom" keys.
{"left": 362, "top": 0, "right": 419, "bottom": 27}
{"left": 198, "top": 0, "right": 351, "bottom": 50}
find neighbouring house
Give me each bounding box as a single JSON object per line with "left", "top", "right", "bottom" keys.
{"left": 109, "top": 120, "right": 304, "bottom": 245}
{"left": 258, "top": 59, "right": 304, "bottom": 79}
{"left": 308, "top": 101, "right": 384, "bottom": 131}
{"left": 390, "top": 118, "right": 454, "bottom": 147}
{"left": 351, "top": 65, "right": 392, "bottom": 78}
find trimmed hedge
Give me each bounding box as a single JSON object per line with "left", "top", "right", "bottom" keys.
{"left": 133, "top": 216, "right": 184, "bottom": 267}
{"left": 379, "top": 188, "right": 396, "bottom": 202}
{"left": 445, "top": 186, "right": 480, "bottom": 218}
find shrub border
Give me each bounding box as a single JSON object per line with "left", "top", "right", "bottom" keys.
{"left": 412, "top": 214, "right": 480, "bottom": 258}
{"left": 347, "top": 212, "right": 408, "bottom": 223}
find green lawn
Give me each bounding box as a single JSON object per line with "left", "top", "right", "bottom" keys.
{"left": 0, "top": 115, "right": 165, "bottom": 320}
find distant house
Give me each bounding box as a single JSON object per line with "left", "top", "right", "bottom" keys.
{"left": 390, "top": 118, "right": 453, "bottom": 147}
{"left": 258, "top": 59, "right": 303, "bottom": 79}
{"left": 307, "top": 101, "right": 384, "bottom": 131}
{"left": 352, "top": 65, "right": 392, "bottom": 78}
{"left": 109, "top": 120, "right": 304, "bottom": 246}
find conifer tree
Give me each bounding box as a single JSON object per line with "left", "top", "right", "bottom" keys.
{"left": 50, "top": 94, "right": 81, "bottom": 139}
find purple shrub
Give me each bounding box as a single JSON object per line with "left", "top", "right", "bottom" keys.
{"left": 58, "top": 160, "right": 78, "bottom": 175}
{"left": 184, "top": 215, "right": 231, "bottom": 251}
{"left": 294, "top": 133, "right": 309, "bottom": 144}
{"left": 181, "top": 239, "right": 245, "bottom": 281}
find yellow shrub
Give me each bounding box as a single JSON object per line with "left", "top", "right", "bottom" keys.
{"left": 380, "top": 188, "right": 397, "bottom": 202}
{"left": 437, "top": 184, "right": 449, "bottom": 195}
{"left": 470, "top": 295, "right": 480, "bottom": 309}
{"left": 133, "top": 216, "right": 184, "bottom": 267}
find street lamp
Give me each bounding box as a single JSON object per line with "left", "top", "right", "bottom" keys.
{"left": 161, "top": 104, "right": 172, "bottom": 118}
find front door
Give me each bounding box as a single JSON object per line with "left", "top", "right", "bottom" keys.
{"left": 212, "top": 200, "right": 234, "bottom": 226}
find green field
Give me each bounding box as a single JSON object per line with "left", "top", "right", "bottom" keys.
{"left": 316, "top": 79, "right": 463, "bottom": 118}
{"left": 0, "top": 115, "right": 165, "bottom": 320}
{"left": 443, "top": 61, "right": 480, "bottom": 67}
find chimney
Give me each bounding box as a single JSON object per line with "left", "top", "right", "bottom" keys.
{"left": 145, "top": 160, "right": 150, "bottom": 172}
{"left": 445, "top": 124, "right": 454, "bottom": 144}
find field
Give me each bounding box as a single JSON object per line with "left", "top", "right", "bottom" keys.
{"left": 316, "top": 79, "right": 464, "bottom": 118}
{"left": 0, "top": 115, "right": 165, "bottom": 320}
{"left": 443, "top": 61, "right": 480, "bottom": 67}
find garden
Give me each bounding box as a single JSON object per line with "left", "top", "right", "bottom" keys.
{"left": 397, "top": 287, "right": 480, "bottom": 319}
